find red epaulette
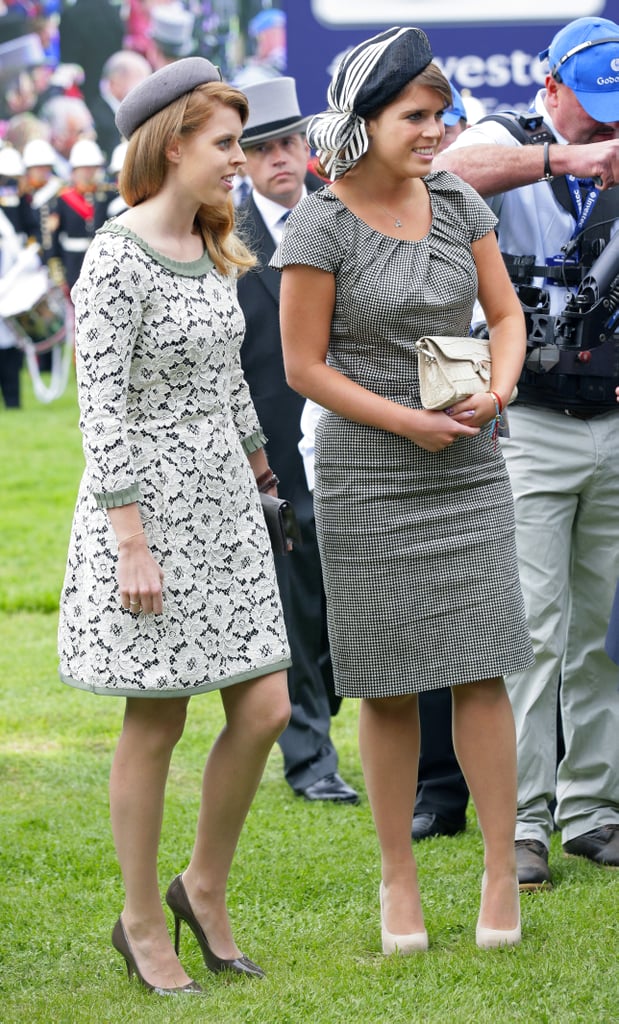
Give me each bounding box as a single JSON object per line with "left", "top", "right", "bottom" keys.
{"left": 59, "top": 186, "right": 94, "bottom": 220}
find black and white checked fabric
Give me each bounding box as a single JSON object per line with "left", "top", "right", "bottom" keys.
{"left": 272, "top": 174, "right": 534, "bottom": 698}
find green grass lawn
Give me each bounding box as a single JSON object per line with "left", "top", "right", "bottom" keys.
{"left": 0, "top": 371, "right": 616, "bottom": 1023}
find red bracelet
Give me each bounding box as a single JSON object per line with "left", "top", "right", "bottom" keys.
{"left": 489, "top": 390, "right": 504, "bottom": 414}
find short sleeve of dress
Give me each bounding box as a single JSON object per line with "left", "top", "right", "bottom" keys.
{"left": 270, "top": 189, "right": 349, "bottom": 274}
{"left": 429, "top": 171, "right": 498, "bottom": 243}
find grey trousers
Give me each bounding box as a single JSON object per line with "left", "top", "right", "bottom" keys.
{"left": 502, "top": 405, "right": 619, "bottom": 844}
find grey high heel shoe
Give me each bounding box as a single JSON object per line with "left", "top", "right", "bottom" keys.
{"left": 165, "top": 873, "right": 265, "bottom": 978}
{"left": 111, "top": 917, "right": 205, "bottom": 996}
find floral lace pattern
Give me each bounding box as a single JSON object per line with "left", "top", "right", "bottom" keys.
{"left": 58, "top": 223, "right": 290, "bottom": 697}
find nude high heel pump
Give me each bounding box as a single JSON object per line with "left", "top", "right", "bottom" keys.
{"left": 475, "top": 872, "right": 522, "bottom": 949}
{"left": 379, "top": 882, "right": 428, "bottom": 954}
{"left": 111, "top": 918, "right": 205, "bottom": 996}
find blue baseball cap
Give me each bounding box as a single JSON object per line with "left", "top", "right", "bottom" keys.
{"left": 248, "top": 9, "right": 286, "bottom": 37}
{"left": 539, "top": 16, "right": 619, "bottom": 122}
{"left": 443, "top": 82, "right": 467, "bottom": 126}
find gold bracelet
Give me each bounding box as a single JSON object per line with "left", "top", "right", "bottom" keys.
{"left": 118, "top": 529, "right": 145, "bottom": 548}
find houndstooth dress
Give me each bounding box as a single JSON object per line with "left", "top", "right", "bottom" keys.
{"left": 58, "top": 222, "right": 290, "bottom": 697}
{"left": 272, "top": 174, "right": 534, "bottom": 697}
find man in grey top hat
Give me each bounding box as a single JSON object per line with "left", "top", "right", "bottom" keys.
{"left": 146, "top": 3, "right": 196, "bottom": 70}
{"left": 237, "top": 77, "right": 359, "bottom": 805}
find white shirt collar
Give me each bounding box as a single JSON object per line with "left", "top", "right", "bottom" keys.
{"left": 252, "top": 185, "right": 307, "bottom": 243}
{"left": 100, "top": 80, "right": 121, "bottom": 113}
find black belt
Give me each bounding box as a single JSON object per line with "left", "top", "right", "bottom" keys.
{"left": 563, "top": 408, "right": 614, "bottom": 420}
{"left": 516, "top": 402, "right": 616, "bottom": 420}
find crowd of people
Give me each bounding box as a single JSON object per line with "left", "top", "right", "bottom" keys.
{"left": 3, "top": 0, "right": 618, "bottom": 998}
{"left": 0, "top": 1, "right": 282, "bottom": 407}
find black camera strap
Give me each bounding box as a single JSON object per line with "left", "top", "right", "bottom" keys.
{"left": 479, "top": 111, "right": 616, "bottom": 277}
{"left": 478, "top": 111, "right": 614, "bottom": 239}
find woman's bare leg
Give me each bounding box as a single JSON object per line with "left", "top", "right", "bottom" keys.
{"left": 180, "top": 670, "right": 290, "bottom": 957}
{"left": 358, "top": 694, "right": 425, "bottom": 935}
{"left": 109, "top": 696, "right": 191, "bottom": 987}
{"left": 451, "top": 678, "right": 519, "bottom": 930}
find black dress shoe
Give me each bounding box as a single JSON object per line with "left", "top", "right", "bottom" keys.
{"left": 563, "top": 824, "right": 619, "bottom": 866}
{"left": 515, "top": 838, "right": 553, "bottom": 890}
{"left": 296, "top": 773, "right": 360, "bottom": 804}
{"left": 411, "top": 812, "right": 466, "bottom": 841}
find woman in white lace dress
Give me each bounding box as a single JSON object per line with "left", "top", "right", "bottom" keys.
{"left": 58, "top": 58, "right": 290, "bottom": 995}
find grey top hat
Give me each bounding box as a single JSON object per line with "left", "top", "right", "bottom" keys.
{"left": 149, "top": 4, "right": 196, "bottom": 58}
{"left": 240, "top": 77, "right": 311, "bottom": 148}
{"left": 116, "top": 56, "right": 221, "bottom": 140}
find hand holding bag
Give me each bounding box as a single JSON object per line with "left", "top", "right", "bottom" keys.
{"left": 260, "top": 492, "right": 301, "bottom": 556}
{"left": 415, "top": 335, "right": 517, "bottom": 411}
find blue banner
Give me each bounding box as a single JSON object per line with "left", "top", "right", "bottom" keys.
{"left": 285, "top": 1, "right": 619, "bottom": 119}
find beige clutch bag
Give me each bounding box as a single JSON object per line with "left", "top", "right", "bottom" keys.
{"left": 415, "top": 335, "right": 517, "bottom": 411}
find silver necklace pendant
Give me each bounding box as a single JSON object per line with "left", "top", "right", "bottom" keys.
{"left": 394, "top": 218, "right": 403, "bottom": 228}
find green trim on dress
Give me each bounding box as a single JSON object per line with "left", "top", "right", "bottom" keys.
{"left": 98, "top": 220, "right": 215, "bottom": 277}
{"left": 59, "top": 657, "right": 292, "bottom": 698}
{"left": 243, "top": 430, "right": 268, "bottom": 453}
{"left": 94, "top": 482, "right": 142, "bottom": 509}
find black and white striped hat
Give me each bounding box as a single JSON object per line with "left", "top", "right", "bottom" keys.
{"left": 308, "top": 26, "right": 433, "bottom": 179}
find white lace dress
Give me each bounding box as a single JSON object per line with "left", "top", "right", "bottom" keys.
{"left": 58, "top": 222, "right": 290, "bottom": 697}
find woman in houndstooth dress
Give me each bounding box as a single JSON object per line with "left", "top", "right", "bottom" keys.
{"left": 274, "top": 28, "right": 533, "bottom": 953}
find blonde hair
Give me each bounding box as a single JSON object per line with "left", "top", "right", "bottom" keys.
{"left": 119, "top": 81, "right": 256, "bottom": 276}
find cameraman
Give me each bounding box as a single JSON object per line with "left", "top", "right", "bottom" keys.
{"left": 435, "top": 16, "right": 619, "bottom": 887}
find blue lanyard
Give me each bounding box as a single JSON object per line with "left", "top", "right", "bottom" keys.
{"left": 565, "top": 174, "right": 600, "bottom": 241}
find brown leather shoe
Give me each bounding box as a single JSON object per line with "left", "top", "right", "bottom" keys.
{"left": 563, "top": 825, "right": 619, "bottom": 866}
{"left": 515, "top": 839, "right": 553, "bottom": 890}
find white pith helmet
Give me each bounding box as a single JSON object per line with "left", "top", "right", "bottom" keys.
{"left": 69, "top": 138, "right": 105, "bottom": 169}
{"left": 108, "top": 141, "right": 128, "bottom": 176}
{"left": 0, "top": 145, "right": 26, "bottom": 178}
{"left": 22, "top": 138, "right": 57, "bottom": 169}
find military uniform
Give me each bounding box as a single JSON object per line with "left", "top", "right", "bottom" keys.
{"left": 49, "top": 183, "right": 110, "bottom": 289}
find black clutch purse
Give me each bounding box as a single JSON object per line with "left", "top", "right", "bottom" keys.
{"left": 260, "top": 492, "right": 301, "bottom": 556}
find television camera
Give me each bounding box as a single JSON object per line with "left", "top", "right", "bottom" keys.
{"left": 475, "top": 230, "right": 619, "bottom": 408}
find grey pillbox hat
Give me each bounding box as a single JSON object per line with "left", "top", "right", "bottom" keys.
{"left": 115, "top": 56, "right": 222, "bottom": 140}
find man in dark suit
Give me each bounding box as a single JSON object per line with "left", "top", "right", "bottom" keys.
{"left": 59, "top": 0, "right": 125, "bottom": 106}
{"left": 237, "top": 77, "right": 358, "bottom": 804}
{"left": 411, "top": 85, "right": 470, "bottom": 843}
{"left": 88, "top": 50, "right": 152, "bottom": 162}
